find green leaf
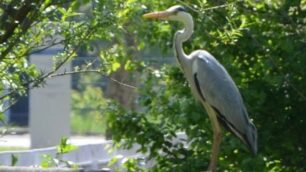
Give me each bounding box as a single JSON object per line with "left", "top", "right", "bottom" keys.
{"left": 57, "top": 137, "right": 78, "bottom": 154}
{"left": 40, "top": 154, "right": 55, "bottom": 168}
{"left": 108, "top": 156, "right": 119, "bottom": 167}
{"left": 0, "top": 113, "right": 5, "bottom": 123}
{"left": 112, "top": 62, "right": 121, "bottom": 72}
{"left": 11, "top": 154, "right": 18, "bottom": 166}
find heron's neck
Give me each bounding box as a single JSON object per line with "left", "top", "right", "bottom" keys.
{"left": 173, "top": 15, "right": 194, "bottom": 70}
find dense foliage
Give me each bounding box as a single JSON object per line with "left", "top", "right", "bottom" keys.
{"left": 1, "top": 0, "right": 305, "bottom": 171}
{"left": 104, "top": 0, "right": 306, "bottom": 171}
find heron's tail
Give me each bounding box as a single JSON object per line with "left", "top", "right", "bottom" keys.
{"left": 245, "top": 121, "right": 257, "bottom": 155}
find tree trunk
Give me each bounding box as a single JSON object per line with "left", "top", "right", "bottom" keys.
{"left": 104, "top": 30, "right": 139, "bottom": 139}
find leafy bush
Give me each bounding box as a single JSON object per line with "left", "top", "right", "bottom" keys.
{"left": 102, "top": 0, "right": 306, "bottom": 171}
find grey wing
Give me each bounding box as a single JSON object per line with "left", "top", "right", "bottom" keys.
{"left": 191, "top": 51, "right": 251, "bottom": 140}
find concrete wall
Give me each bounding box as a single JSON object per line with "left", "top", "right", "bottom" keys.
{"left": 29, "top": 50, "right": 71, "bottom": 148}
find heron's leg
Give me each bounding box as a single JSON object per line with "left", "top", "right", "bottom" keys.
{"left": 207, "top": 108, "right": 222, "bottom": 172}
{"left": 207, "top": 124, "right": 221, "bottom": 171}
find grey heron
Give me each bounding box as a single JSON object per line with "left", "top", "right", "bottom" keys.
{"left": 143, "top": 5, "right": 257, "bottom": 171}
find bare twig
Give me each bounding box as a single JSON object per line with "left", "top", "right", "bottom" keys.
{"left": 49, "top": 69, "right": 137, "bottom": 90}
{"left": 30, "top": 40, "right": 65, "bottom": 55}
{"left": 201, "top": 4, "right": 232, "bottom": 12}
{"left": 0, "top": 26, "right": 95, "bottom": 101}
{"left": 0, "top": 98, "right": 18, "bottom": 114}
{"left": 175, "top": 0, "right": 233, "bottom": 13}
{"left": 289, "top": 83, "right": 306, "bottom": 101}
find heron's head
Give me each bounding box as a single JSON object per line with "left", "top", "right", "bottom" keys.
{"left": 143, "top": 5, "right": 192, "bottom": 23}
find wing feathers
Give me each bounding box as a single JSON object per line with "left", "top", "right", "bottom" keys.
{"left": 194, "top": 73, "right": 206, "bottom": 101}
{"left": 211, "top": 105, "right": 255, "bottom": 153}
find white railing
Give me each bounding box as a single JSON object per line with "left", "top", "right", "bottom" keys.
{"left": 0, "top": 132, "right": 187, "bottom": 171}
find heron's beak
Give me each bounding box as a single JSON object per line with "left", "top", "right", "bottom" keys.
{"left": 143, "top": 11, "right": 171, "bottom": 20}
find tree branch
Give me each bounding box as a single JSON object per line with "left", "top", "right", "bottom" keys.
{"left": 49, "top": 69, "right": 137, "bottom": 90}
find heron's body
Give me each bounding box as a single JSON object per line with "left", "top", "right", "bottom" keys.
{"left": 181, "top": 50, "right": 255, "bottom": 153}
{"left": 143, "top": 5, "right": 257, "bottom": 171}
